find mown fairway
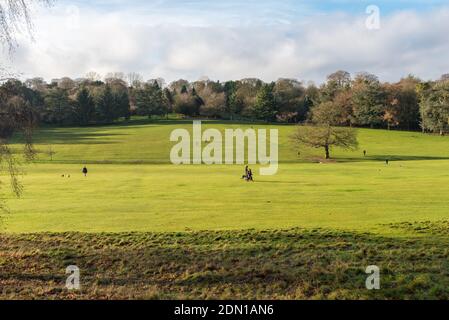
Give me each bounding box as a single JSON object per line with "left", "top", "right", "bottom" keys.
{"left": 3, "top": 161, "right": 449, "bottom": 234}
{"left": 4, "top": 119, "right": 449, "bottom": 234}
{"left": 3, "top": 119, "right": 449, "bottom": 300}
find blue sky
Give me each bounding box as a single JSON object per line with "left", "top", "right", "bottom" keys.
{"left": 3, "top": 0, "right": 449, "bottom": 83}
{"left": 70, "top": 0, "right": 447, "bottom": 13}
{"left": 67, "top": 0, "right": 449, "bottom": 18}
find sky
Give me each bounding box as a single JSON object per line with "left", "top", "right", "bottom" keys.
{"left": 2, "top": 0, "right": 449, "bottom": 84}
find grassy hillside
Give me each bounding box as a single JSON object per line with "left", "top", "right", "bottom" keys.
{"left": 3, "top": 119, "right": 449, "bottom": 300}
{"left": 14, "top": 119, "right": 449, "bottom": 164}
{"left": 3, "top": 119, "right": 449, "bottom": 234}
{"left": 2, "top": 227, "right": 449, "bottom": 300}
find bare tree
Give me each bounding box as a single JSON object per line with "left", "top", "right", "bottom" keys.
{"left": 327, "top": 70, "right": 351, "bottom": 88}
{"left": 105, "top": 72, "right": 126, "bottom": 83}
{"left": 57, "top": 77, "right": 75, "bottom": 90}
{"left": 199, "top": 86, "right": 226, "bottom": 118}
{"left": 0, "top": 97, "right": 37, "bottom": 201}
{"left": 25, "top": 77, "right": 46, "bottom": 91}
{"left": 0, "top": 0, "right": 52, "bottom": 52}
{"left": 85, "top": 71, "right": 102, "bottom": 82}
{"left": 1, "top": 0, "right": 52, "bottom": 210}
{"left": 127, "top": 72, "right": 143, "bottom": 88}
{"left": 46, "top": 145, "right": 56, "bottom": 161}
{"left": 291, "top": 125, "right": 358, "bottom": 160}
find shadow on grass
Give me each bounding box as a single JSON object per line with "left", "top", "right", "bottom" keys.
{"left": 336, "top": 155, "right": 449, "bottom": 163}
{"left": 1, "top": 227, "right": 449, "bottom": 299}
{"left": 255, "top": 180, "right": 301, "bottom": 184}
{"left": 13, "top": 130, "right": 127, "bottom": 145}
{"left": 12, "top": 118, "right": 285, "bottom": 146}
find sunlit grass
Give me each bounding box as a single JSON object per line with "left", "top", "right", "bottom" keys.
{"left": 4, "top": 119, "right": 449, "bottom": 234}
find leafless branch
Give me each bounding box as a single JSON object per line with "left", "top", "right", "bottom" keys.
{"left": 0, "top": 0, "right": 53, "bottom": 52}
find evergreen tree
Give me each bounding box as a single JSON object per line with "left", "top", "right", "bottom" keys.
{"left": 44, "top": 88, "right": 73, "bottom": 125}
{"left": 114, "top": 90, "right": 130, "bottom": 120}
{"left": 352, "top": 74, "right": 386, "bottom": 127}
{"left": 253, "top": 82, "right": 278, "bottom": 121}
{"left": 163, "top": 88, "right": 174, "bottom": 115}
{"left": 75, "top": 87, "right": 94, "bottom": 126}
{"left": 96, "top": 85, "right": 115, "bottom": 123}
{"left": 135, "top": 83, "right": 167, "bottom": 118}
{"left": 224, "top": 81, "right": 242, "bottom": 119}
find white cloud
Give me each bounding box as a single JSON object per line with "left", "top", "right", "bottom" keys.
{"left": 2, "top": 4, "right": 449, "bottom": 84}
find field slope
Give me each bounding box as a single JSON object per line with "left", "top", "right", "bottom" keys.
{"left": 3, "top": 119, "right": 449, "bottom": 234}
{"left": 2, "top": 120, "right": 449, "bottom": 300}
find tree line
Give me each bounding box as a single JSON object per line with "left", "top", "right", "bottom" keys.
{"left": 1, "top": 71, "right": 449, "bottom": 134}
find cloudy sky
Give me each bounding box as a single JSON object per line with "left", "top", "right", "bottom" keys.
{"left": 3, "top": 0, "right": 449, "bottom": 84}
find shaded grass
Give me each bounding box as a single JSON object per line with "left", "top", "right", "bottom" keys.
{"left": 1, "top": 228, "right": 449, "bottom": 300}
{"left": 385, "top": 220, "right": 449, "bottom": 236}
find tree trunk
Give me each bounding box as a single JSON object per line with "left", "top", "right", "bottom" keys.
{"left": 325, "top": 145, "right": 330, "bottom": 160}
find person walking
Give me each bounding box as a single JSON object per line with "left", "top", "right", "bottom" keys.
{"left": 247, "top": 169, "right": 254, "bottom": 182}
{"left": 242, "top": 166, "right": 249, "bottom": 180}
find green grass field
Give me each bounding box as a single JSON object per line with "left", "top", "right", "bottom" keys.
{"left": 4, "top": 119, "right": 449, "bottom": 235}
{"left": 2, "top": 119, "right": 449, "bottom": 299}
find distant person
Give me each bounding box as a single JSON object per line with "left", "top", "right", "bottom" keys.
{"left": 82, "top": 166, "right": 88, "bottom": 177}
{"left": 247, "top": 169, "right": 254, "bottom": 182}
{"left": 242, "top": 166, "right": 249, "bottom": 180}
{"left": 386, "top": 159, "right": 389, "bottom": 165}
{"left": 363, "top": 150, "right": 367, "bottom": 157}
